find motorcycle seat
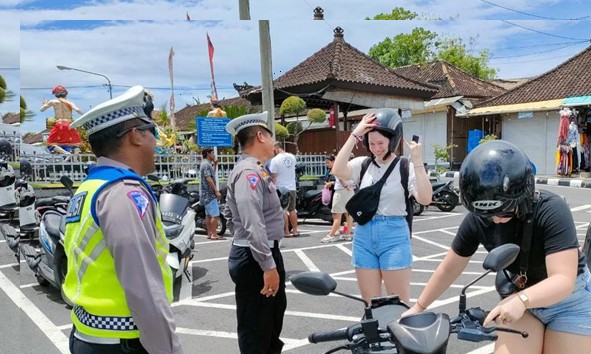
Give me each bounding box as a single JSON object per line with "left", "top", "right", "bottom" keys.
{"left": 304, "top": 189, "right": 321, "bottom": 199}
{"left": 42, "top": 211, "right": 64, "bottom": 242}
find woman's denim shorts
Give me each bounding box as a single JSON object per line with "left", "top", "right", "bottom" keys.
{"left": 351, "top": 215, "right": 412, "bottom": 270}
{"left": 528, "top": 266, "right": 591, "bottom": 336}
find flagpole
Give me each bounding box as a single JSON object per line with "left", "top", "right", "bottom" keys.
{"left": 206, "top": 33, "right": 220, "bottom": 190}
{"left": 168, "top": 46, "right": 176, "bottom": 129}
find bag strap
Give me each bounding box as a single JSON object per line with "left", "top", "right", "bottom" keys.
{"left": 359, "top": 157, "right": 372, "bottom": 183}
{"left": 518, "top": 190, "right": 541, "bottom": 276}
{"left": 400, "top": 158, "right": 412, "bottom": 234}
{"left": 374, "top": 157, "right": 400, "bottom": 188}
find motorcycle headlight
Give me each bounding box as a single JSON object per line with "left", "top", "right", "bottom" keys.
{"left": 163, "top": 224, "right": 184, "bottom": 239}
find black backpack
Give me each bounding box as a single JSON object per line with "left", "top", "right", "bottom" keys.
{"left": 359, "top": 157, "right": 413, "bottom": 234}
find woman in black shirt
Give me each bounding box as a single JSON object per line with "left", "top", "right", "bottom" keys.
{"left": 404, "top": 140, "right": 591, "bottom": 354}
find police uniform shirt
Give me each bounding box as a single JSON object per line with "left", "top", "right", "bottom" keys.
{"left": 94, "top": 157, "right": 183, "bottom": 354}
{"left": 225, "top": 155, "right": 284, "bottom": 271}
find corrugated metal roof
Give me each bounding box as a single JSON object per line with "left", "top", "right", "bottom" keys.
{"left": 460, "top": 99, "right": 564, "bottom": 117}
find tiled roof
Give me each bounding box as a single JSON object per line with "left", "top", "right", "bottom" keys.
{"left": 478, "top": 45, "right": 591, "bottom": 107}
{"left": 2, "top": 113, "right": 19, "bottom": 125}
{"left": 173, "top": 97, "right": 253, "bottom": 130}
{"left": 393, "top": 60, "right": 506, "bottom": 99}
{"left": 271, "top": 27, "right": 438, "bottom": 98}
{"left": 22, "top": 129, "right": 48, "bottom": 144}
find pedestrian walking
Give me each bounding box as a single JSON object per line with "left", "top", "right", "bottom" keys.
{"left": 225, "top": 112, "right": 287, "bottom": 354}
{"left": 63, "top": 86, "right": 183, "bottom": 354}
{"left": 200, "top": 147, "right": 224, "bottom": 240}
{"left": 269, "top": 143, "right": 299, "bottom": 237}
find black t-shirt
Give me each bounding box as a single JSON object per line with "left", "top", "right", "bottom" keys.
{"left": 452, "top": 190, "right": 586, "bottom": 287}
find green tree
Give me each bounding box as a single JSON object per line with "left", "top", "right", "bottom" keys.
{"left": 368, "top": 23, "right": 497, "bottom": 80}
{"left": 274, "top": 123, "right": 289, "bottom": 141}
{"left": 280, "top": 96, "right": 307, "bottom": 153}
{"left": 433, "top": 143, "right": 458, "bottom": 173}
{"left": 20, "top": 95, "right": 35, "bottom": 123}
{"left": 365, "top": 7, "right": 419, "bottom": 20}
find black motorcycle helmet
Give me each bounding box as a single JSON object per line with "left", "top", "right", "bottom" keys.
{"left": 459, "top": 140, "right": 534, "bottom": 217}
{"left": 276, "top": 187, "right": 291, "bottom": 210}
{"left": 362, "top": 108, "right": 403, "bottom": 159}
{"left": 0, "top": 138, "right": 13, "bottom": 159}
{"left": 20, "top": 159, "right": 33, "bottom": 177}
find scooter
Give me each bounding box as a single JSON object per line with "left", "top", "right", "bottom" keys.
{"left": 0, "top": 159, "right": 19, "bottom": 261}
{"left": 20, "top": 175, "right": 72, "bottom": 306}
{"left": 295, "top": 163, "right": 333, "bottom": 223}
{"left": 148, "top": 175, "right": 196, "bottom": 291}
{"left": 188, "top": 189, "right": 227, "bottom": 237}
{"left": 412, "top": 180, "right": 459, "bottom": 216}
{"left": 291, "top": 243, "right": 527, "bottom": 353}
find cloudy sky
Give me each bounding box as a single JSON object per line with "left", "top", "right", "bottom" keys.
{"left": 1, "top": 0, "right": 590, "bottom": 134}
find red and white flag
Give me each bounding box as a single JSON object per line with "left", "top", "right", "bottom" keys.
{"left": 207, "top": 32, "right": 218, "bottom": 101}
{"left": 186, "top": 12, "right": 191, "bottom": 21}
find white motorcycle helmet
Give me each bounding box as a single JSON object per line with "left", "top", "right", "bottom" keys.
{"left": 0, "top": 161, "right": 15, "bottom": 187}
{"left": 16, "top": 183, "right": 35, "bottom": 207}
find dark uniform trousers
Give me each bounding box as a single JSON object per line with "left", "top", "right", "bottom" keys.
{"left": 229, "top": 241, "right": 287, "bottom": 354}
{"left": 69, "top": 327, "right": 148, "bottom": 354}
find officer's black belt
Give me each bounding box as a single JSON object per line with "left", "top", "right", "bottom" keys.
{"left": 232, "top": 239, "right": 280, "bottom": 248}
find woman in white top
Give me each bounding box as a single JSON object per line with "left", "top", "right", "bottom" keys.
{"left": 331, "top": 109, "right": 431, "bottom": 304}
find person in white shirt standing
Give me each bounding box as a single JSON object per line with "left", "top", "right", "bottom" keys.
{"left": 269, "top": 143, "right": 299, "bottom": 237}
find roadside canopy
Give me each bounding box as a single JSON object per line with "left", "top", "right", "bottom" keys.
{"left": 458, "top": 99, "right": 564, "bottom": 117}
{"left": 563, "top": 95, "right": 591, "bottom": 107}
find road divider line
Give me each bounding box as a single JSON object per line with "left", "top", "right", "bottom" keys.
{"left": 0, "top": 271, "right": 69, "bottom": 353}
{"left": 571, "top": 204, "right": 591, "bottom": 212}
{"left": 335, "top": 243, "right": 352, "bottom": 257}
{"left": 294, "top": 249, "right": 320, "bottom": 272}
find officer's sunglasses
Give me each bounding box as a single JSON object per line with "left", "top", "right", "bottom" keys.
{"left": 116, "top": 123, "right": 156, "bottom": 138}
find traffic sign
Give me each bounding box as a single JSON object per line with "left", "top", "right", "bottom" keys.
{"left": 196, "top": 117, "right": 232, "bottom": 147}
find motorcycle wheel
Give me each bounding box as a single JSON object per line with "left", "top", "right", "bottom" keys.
{"left": 217, "top": 214, "right": 227, "bottom": 236}
{"left": 412, "top": 198, "right": 424, "bottom": 216}
{"left": 436, "top": 191, "right": 458, "bottom": 212}
{"left": 36, "top": 274, "right": 50, "bottom": 287}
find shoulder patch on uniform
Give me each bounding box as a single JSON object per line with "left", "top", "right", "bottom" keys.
{"left": 66, "top": 192, "right": 87, "bottom": 223}
{"left": 127, "top": 190, "right": 150, "bottom": 218}
{"left": 246, "top": 173, "right": 260, "bottom": 190}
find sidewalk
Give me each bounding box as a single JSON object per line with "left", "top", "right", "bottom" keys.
{"left": 441, "top": 172, "right": 591, "bottom": 189}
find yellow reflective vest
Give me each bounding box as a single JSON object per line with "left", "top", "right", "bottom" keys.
{"left": 63, "top": 166, "right": 172, "bottom": 339}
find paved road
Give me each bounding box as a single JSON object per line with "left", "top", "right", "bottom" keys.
{"left": 1, "top": 184, "right": 589, "bottom": 354}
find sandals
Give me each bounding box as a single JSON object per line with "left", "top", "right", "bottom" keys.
{"left": 209, "top": 236, "right": 226, "bottom": 240}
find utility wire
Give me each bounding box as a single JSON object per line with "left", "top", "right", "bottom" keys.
{"left": 491, "top": 53, "right": 575, "bottom": 64}
{"left": 490, "top": 40, "right": 588, "bottom": 51}
{"left": 479, "top": 0, "right": 590, "bottom": 20}
{"left": 490, "top": 41, "right": 587, "bottom": 59}
{"left": 501, "top": 20, "right": 590, "bottom": 41}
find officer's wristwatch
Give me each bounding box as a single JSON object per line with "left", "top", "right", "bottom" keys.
{"left": 517, "top": 292, "right": 530, "bottom": 309}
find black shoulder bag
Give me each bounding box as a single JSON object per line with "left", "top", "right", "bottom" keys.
{"left": 346, "top": 157, "right": 399, "bottom": 225}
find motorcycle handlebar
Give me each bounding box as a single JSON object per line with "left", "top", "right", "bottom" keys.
{"left": 308, "top": 328, "right": 349, "bottom": 344}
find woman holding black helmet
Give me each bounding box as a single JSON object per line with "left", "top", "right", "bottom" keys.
{"left": 403, "top": 140, "right": 591, "bottom": 353}
{"left": 331, "top": 109, "right": 432, "bottom": 304}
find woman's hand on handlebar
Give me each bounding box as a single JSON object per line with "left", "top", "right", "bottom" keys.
{"left": 401, "top": 303, "right": 424, "bottom": 318}
{"left": 483, "top": 294, "right": 526, "bottom": 327}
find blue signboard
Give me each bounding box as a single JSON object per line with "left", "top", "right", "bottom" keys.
{"left": 196, "top": 117, "right": 233, "bottom": 147}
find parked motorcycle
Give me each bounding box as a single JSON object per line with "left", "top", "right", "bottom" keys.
{"left": 412, "top": 180, "right": 459, "bottom": 216}
{"left": 294, "top": 163, "right": 333, "bottom": 223}
{"left": 148, "top": 175, "right": 196, "bottom": 290}
{"left": 0, "top": 159, "right": 20, "bottom": 261}
{"left": 291, "top": 243, "right": 527, "bottom": 353}
{"left": 188, "top": 188, "right": 227, "bottom": 237}
{"left": 20, "top": 175, "right": 72, "bottom": 305}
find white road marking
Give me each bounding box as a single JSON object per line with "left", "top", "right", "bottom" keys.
{"left": 0, "top": 271, "right": 69, "bottom": 353}
{"left": 0, "top": 262, "right": 18, "bottom": 269}
{"left": 293, "top": 249, "right": 320, "bottom": 272}
{"left": 466, "top": 343, "right": 495, "bottom": 354}
{"left": 571, "top": 204, "right": 591, "bottom": 212}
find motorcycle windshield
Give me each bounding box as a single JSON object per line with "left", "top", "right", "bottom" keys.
{"left": 159, "top": 193, "right": 189, "bottom": 224}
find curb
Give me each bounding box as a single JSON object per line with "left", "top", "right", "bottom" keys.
{"left": 441, "top": 171, "right": 591, "bottom": 189}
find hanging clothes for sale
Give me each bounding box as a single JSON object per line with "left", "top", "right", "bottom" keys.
{"left": 556, "top": 107, "right": 573, "bottom": 176}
